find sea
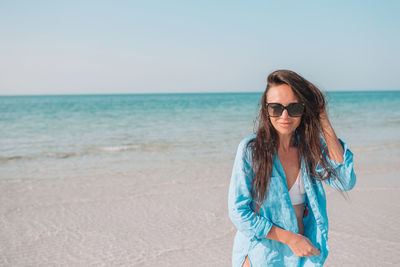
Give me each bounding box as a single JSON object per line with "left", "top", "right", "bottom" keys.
{"left": 1, "top": 91, "right": 400, "bottom": 181}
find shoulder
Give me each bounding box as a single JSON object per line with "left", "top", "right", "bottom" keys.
{"left": 237, "top": 133, "right": 257, "bottom": 150}
{"left": 235, "top": 134, "right": 257, "bottom": 161}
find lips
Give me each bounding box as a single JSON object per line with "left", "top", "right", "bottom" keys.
{"left": 279, "top": 122, "right": 292, "bottom": 127}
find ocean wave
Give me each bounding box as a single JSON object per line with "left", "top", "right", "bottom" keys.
{"left": 0, "top": 155, "right": 29, "bottom": 163}
{"left": 43, "top": 152, "right": 78, "bottom": 159}
{"left": 92, "top": 142, "right": 179, "bottom": 153}
{"left": 0, "top": 141, "right": 182, "bottom": 164}
{"left": 0, "top": 152, "right": 79, "bottom": 164}
{"left": 95, "top": 145, "right": 139, "bottom": 152}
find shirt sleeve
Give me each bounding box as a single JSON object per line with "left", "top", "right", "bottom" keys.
{"left": 318, "top": 137, "right": 357, "bottom": 191}
{"left": 228, "top": 138, "right": 273, "bottom": 241}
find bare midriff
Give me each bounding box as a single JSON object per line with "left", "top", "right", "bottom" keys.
{"left": 293, "top": 203, "right": 305, "bottom": 235}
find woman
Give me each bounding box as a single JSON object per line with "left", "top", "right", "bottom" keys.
{"left": 228, "top": 70, "right": 356, "bottom": 266}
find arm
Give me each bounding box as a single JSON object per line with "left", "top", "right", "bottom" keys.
{"left": 319, "top": 109, "right": 357, "bottom": 191}
{"left": 320, "top": 110, "right": 344, "bottom": 164}
{"left": 268, "top": 226, "right": 320, "bottom": 257}
{"left": 228, "top": 138, "right": 273, "bottom": 241}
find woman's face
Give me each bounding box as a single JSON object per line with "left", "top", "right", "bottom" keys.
{"left": 266, "top": 84, "right": 302, "bottom": 136}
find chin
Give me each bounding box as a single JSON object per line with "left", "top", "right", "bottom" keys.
{"left": 275, "top": 127, "right": 296, "bottom": 135}
{"left": 278, "top": 130, "right": 295, "bottom": 136}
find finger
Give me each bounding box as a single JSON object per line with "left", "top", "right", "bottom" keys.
{"left": 305, "top": 247, "right": 319, "bottom": 257}
{"left": 305, "top": 252, "right": 314, "bottom": 257}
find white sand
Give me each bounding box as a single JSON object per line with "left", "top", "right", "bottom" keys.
{"left": 1, "top": 155, "right": 400, "bottom": 266}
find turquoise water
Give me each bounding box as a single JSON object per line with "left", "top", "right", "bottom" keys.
{"left": 1, "top": 91, "right": 400, "bottom": 179}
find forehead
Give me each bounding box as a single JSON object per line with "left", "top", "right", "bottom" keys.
{"left": 266, "top": 84, "right": 299, "bottom": 104}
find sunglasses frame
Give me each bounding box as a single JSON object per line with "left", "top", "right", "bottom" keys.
{"left": 265, "top": 102, "right": 305, "bottom": 117}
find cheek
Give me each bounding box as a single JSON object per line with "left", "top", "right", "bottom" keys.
{"left": 269, "top": 118, "right": 279, "bottom": 128}
{"left": 294, "top": 118, "right": 302, "bottom": 128}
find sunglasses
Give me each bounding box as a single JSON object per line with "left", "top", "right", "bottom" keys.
{"left": 266, "top": 102, "right": 305, "bottom": 117}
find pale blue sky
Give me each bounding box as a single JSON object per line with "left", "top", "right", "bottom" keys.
{"left": 0, "top": 0, "right": 399, "bottom": 95}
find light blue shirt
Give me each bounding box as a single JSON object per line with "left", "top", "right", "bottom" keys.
{"left": 228, "top": 134, "right": 356, "bottom": 267}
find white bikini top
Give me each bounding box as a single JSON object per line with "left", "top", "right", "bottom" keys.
{"left": 289, "top": 170, "right": 306, "bottom": 205}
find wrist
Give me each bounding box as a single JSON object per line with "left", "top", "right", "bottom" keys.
{"left": 320, "top": 117, "right": 331, "bottom": 128}
{"left": 282, "top": 231, "right": 299, "bottom": 246}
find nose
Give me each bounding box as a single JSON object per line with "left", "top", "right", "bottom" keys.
{"left": 280, "top": 109, "right": 289, "bottom": 118}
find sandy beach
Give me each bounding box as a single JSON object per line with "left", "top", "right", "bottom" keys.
{"left": 1, "top": 145, "right": 400, "bottom": 267}
{"left": 1, "top": 0, "right": 399, "bottom": 264}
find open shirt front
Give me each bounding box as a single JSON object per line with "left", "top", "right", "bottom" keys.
{"left": 228, "top": 134, "right": 356, "bottom": 267}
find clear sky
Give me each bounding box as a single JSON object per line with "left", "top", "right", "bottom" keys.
{"left": 0, "top": 0, "right": 399, "bottom": 95}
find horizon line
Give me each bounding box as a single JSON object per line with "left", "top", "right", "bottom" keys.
{"left": 0, "top": 89, "right": 399, "bottom": 97}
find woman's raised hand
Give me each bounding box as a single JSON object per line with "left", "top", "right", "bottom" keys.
{"left": 319, "top": 107, "right": 329, "bottom": 125}
{"left": 287, "top": 233, "right": 320, "bottom": 257}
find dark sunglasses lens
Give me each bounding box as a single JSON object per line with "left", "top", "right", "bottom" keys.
{"left": 287, "top": 103, "right": 304, "bottom": 116}
{"left": 267, "top": 104, "right": 284, "bottom": 116}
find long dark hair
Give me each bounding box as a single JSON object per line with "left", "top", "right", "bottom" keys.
{"left": 247, "top": 69, "right": 342, "bottom": 214}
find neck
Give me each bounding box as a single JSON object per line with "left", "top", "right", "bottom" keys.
{"left": 278, "top": 133, "right": 295, "bottom": 153}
